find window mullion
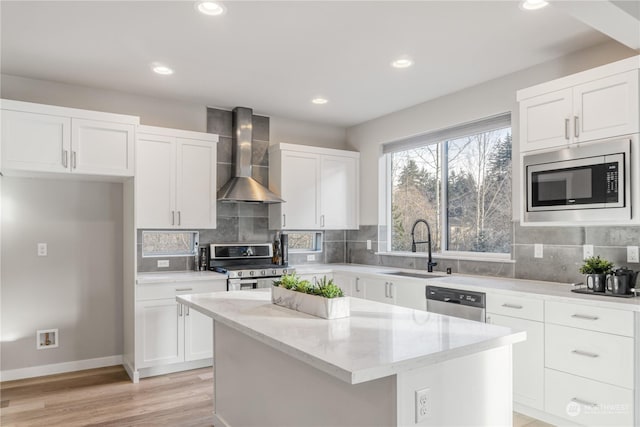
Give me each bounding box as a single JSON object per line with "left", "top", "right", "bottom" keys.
{"left": 440, "top": 141, "right": 449, "bottom": 253}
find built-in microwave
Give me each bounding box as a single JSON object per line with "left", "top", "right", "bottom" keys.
{"left": 523, "top": 137, "right": 632, "bottom": 223}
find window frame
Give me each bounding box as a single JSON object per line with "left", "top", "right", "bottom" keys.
{"left": 141, "top": 230, "right": 200, "bottom": 258}
{"left": 285, "top": 231, "right": 323, "bottom": 253}
{"left": 381, "top": 114, "right": 512, "bottom": 261}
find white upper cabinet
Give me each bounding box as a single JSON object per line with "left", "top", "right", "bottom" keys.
{"left": 136, "top": 125, "right": 217, "bottom": 229}
{"left": 269, "top": 143, "right": 359, "bottom": 230}
{"left": 518, "top": 57, "right": 639, "bottom": 153}
{"left": 1, "top": 99, "right": 137, "bottom": 176}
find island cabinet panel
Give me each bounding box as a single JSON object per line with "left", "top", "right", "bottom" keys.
{"left": 136, "top": 125, "right": 218, "bottom": 229}
{"left": 1, "top": 99, "right": 138, "bottom": 177}
{"left": 517, "top": 60, "right": 639, "bottom": 153}
{"left": 269, "top": 143, "right": 359, "bottom": 230}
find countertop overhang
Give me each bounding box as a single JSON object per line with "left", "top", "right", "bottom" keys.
{"left": 178, "top": 289, "right": 525, "bottom": 385}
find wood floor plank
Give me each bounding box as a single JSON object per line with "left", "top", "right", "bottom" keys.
{"left": 0, "top": 366, "right": 214, "bottom": 427}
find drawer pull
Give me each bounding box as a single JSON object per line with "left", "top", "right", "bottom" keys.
{"left": 571, "top": 397, "right": 598, "bottom": 409}
{"left": 572, "top": 349, "right": 599, "bottom": 358}
{"left": 176, "top": 288, "right": 193, "bottom": 292}
{"left": 501, "top": 303, "right": 523, "bottom": 309}
{"left": 571, "top": 314, "right": 599, "bottom": 321}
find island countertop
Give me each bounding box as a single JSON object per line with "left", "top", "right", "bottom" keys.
{"left": 177, "top": 289, "right": 525, "bottom": 385}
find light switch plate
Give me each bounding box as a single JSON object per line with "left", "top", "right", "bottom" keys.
{"left": 306, "top": 254, "right": 316, "bottom": 261}
{"left": 37, "top": 243, "right": 47, "bottom": 257}
{"left": 583, "top": 244, "right": 594, "bottom": 259}
{"left": 366, "top": 240, "right": 372, "bottom": 250}
{"left": 157, "top": 260, "right": 170, "bottom": 268}
{"left": 627, "top": 246, "right": 639, "bottom": 263}
{"left": 534, "top": 244, "right": 543, "bottom": 258}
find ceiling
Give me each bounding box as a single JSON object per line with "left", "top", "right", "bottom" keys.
{"left": 0, "top": 1, "right": 624, "bottom": 127}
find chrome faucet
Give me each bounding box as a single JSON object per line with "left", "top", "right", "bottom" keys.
{"left": 410, "top": 219, "right": 438, "bottom": 273}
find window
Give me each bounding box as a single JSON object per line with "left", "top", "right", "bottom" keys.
{"left": 142, "top": 231, "right": 199, "bottom": 257}
{"left": 286, "top": 232, "right": 323, "bottom": 252}
{"left": 384, "top": 114, "right": 512, "bottom": 257}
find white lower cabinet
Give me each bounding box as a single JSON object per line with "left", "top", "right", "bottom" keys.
{"left": 487, "top": 313, "right": 544, "bottom": 410}
{"left": 331, "top": 272, "right": 354, "bottom": 297}
{"left": 298, "top": 273, "right": 333, "bottom": 286}
{"left": 135, "top": 280, "right": 226, "bottom": 370}
{"left": 545, "top": 369, "right": 634, "bottom": 426}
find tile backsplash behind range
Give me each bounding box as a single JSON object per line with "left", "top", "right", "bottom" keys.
{"left": 137, "top": 108, "right": 343, "bottom": 273}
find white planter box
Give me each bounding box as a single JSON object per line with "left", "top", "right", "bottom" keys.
{"left": 271, "top": 286, "right": 350, "bottom": 319}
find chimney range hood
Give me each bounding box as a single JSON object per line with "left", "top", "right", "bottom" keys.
{"left": 217, "top": 107, "right": 284, "bottom": 204}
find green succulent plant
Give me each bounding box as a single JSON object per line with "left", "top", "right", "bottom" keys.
{"left": 579, "top": 255, "right": 614, "bottom": 275}
{"left": 273, "top": 274, "right": 345, "bottom": 299}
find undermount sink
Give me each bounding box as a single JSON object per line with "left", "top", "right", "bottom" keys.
{"left": 381, "top": 271, "right": 445, "bottom": 280}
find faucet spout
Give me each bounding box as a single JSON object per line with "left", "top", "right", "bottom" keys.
{"left": 410, "top": 219, "right": 438, "bottom": 273}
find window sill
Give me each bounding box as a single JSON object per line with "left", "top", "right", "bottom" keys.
{"left": 374, "top": 251, "right": 515, "bottom": 264}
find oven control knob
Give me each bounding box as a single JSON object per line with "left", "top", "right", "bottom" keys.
{"left": 283, "top": 269, "right": 288, "bottom": 274}
{"left": 249, "top": 271, "right": 255, "bottom": 276}
{"left": 261, "top": 270, "right": 266, "bottom": 276}
{"left": 237, "top": 271, "right": 243, "bottom": 277}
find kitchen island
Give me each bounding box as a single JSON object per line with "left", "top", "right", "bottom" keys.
{"left": 177, "top": 289, "right": 525, "bottom": 427}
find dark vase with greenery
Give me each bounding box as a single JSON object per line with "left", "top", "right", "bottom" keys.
{"left": 579, "top": 256, "right": 614, "bottom": 292}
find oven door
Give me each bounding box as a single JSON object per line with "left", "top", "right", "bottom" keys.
{"left": 228, "top": 279, "right": 257, "bottom": 291}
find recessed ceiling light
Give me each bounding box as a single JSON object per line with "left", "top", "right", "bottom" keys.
{"left": 391, "top": 58, "right": 413, "bottom": 69}
{"left": 196, "top": 1, "right": 226, "bottom": 16}
{"left": 311, "top": 97, "right": 328, "bottom": 105}
{"left": 520, "top": 0, "right": 548, "bottom": 10}
{"left": 152, "top": 64, "right": 174, "bottom": 75}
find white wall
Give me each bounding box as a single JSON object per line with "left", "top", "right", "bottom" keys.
{"left": 0, "top": 74, "right": 348, "bottom": 149}
{"left": 347, "top": 40, "right": 637, "bottom": 225}
{"left": 1, "top": 178, "right": 123, "bottom": 371}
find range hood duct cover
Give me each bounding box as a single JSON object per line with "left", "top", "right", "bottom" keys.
{"left": 217, "top": 107, "right": 284, "bottom": 204}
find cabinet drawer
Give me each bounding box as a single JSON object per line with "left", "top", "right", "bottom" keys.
{"left": 137, "top": 280, "right": 226, "bottom": 300}
{"left": 486, "top": 293, "right": 543, "bottom": 321}
{"left": 545, "top": 324, "right": 634, "bottom": 389}
{"left": 545, "top": 300, "right": 633, "bottom": 336}
{"left": 545, "top": 369, "right": 634, "bottom": 426}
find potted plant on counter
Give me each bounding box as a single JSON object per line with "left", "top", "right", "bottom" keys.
{"left": 579, "top": 255, "right": 614, "bottom": 292}
{"left": 272, "top": 274, "right": 349, "bottom": 319}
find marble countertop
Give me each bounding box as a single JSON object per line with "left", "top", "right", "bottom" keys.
{"left": 295, "top": 263, "right": 640, "bottom": 311}
{"left": 137, "top": 271, "right": 227, "bottom": 284}
{"left": 178, "top": 289, "right": 525, "bottom": 385}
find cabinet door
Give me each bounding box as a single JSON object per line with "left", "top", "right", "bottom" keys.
{"left": 1, "top": 110, "right": 71, "bottom": 173}
{"left": 332, "top": 273, "right": 354, "bottom": 297}
{"left": 574, "top": 70, "right": 639, "bottom": 143}
{"left": 319, "top": 155, "right": 358, "bottom": 229}
{"left": 487, "top": 313, "right": 544, "bottom": 410}
{"left": 351, "top": 276, "right": 366, "bottom": 299}
{"left": 184, "top": 305, "right": 213, "bottom": 361}
{"left": 136, "top": 134, "right": 176, "bottom": 228}
{"left": 71, "top": 119, "right": 134, "bottom": 176}
{"left": 136, "top": 299, "right": 184, "bottom": 368}
{"left": 176, "top": 138, "right": 217, "bottom": 228}
{"left": 364, "top": 277, "right": 393, "bottom": 304}
{"left": 519, "top": 88, "right": 572, "bottom": 152}
{"left": 393, "top": 280, "right": 427, "bottom": 311}
{"left": 280, "top": 151, "right": 320, "bottom": 229}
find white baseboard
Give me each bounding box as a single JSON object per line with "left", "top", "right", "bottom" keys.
{"left": 0, "top": 355, "right": 123, "bottom": 382}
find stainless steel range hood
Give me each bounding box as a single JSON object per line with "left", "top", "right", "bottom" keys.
{"left": 217, "top": 107, "right": 284, "bottom": 204}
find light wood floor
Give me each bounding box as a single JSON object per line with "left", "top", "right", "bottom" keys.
{"left": 1, "top": 365, "right": 554, "bottom": 426}
{"left": 1, "top": 366, "right": 214, "bottom": 426}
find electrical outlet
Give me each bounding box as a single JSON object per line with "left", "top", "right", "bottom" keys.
{"left": 415, "top": 388, "right": 431, "bottom": 423}
{"left": 534, "top": 244, "right": 543, "bottom": 258}
{"left": 583, "top": 244, "right": 594, "bottom": 259}
{"left": 366, "top": 240, "right": 372, "bottom": 250}
{"left": 627, "top": 246, "right": 639, "bottom": 263}
{"left": 37, "top": 243, "right": 47, "bottom": 256}
{"left": 157, "top": 260, "right": 170, "bottom": 268}
{"left": 306, "top": 254, "right": 316, "bottom": 261}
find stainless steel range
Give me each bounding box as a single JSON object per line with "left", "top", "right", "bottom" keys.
{"left": 209, "top": 243, "right": 294, "bottom": 291}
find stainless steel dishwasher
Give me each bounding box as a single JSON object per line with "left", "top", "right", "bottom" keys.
{"left": 426, "top": 285, "right": 486, "bottom": 322}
